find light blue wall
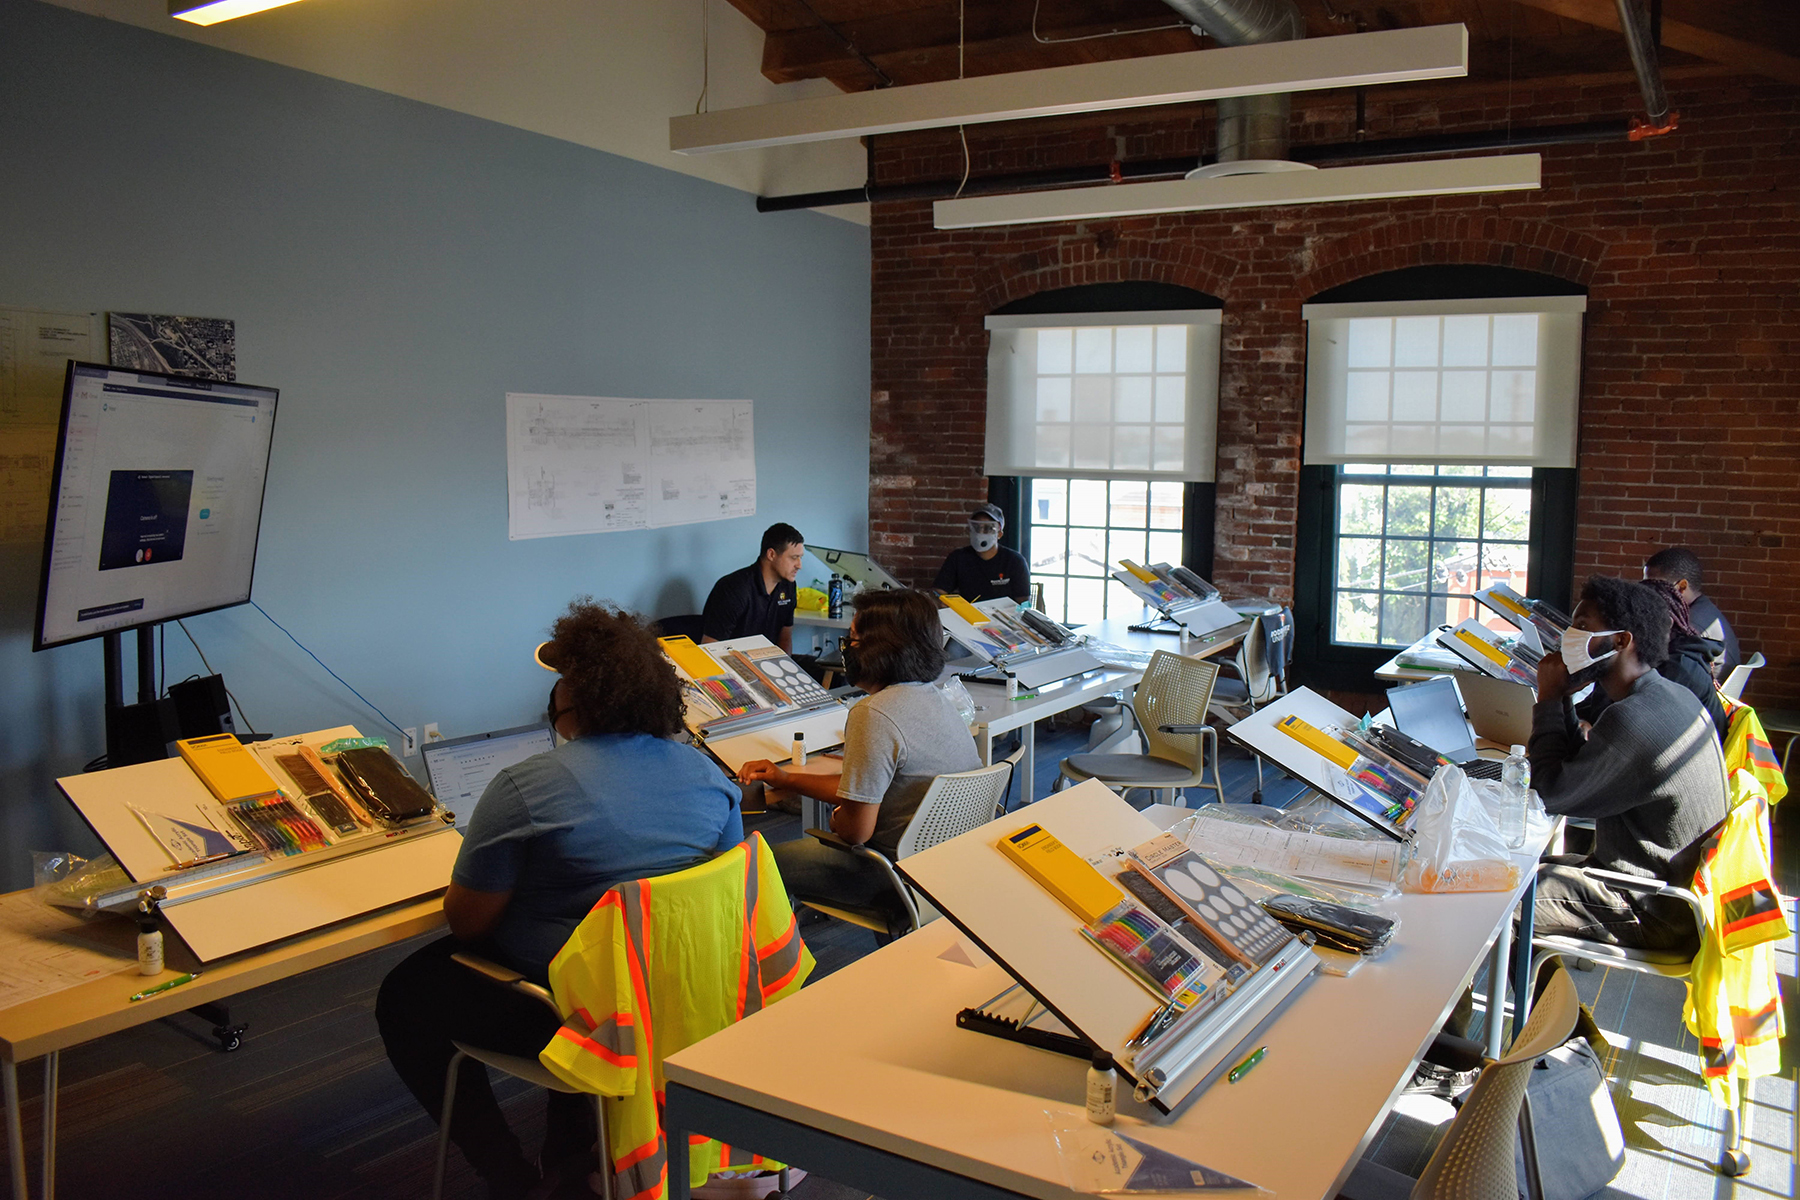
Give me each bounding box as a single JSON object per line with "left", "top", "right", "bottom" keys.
{"left": 0, "top": 0, "right": 871, "bottom": 890}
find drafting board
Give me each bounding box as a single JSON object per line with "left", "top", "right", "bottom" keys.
{"left": 665, "top": 634, "right": 849, "bottom": 771}
{"left": 936, "top": 598, "right": 1105, "bottom": 689}
{"left": 1227, "top": 689, "right": 1414, "bottom": 841}
{"left": 899, "top": 781, "right": 1317, "bottom": 1114}
{"left": 56, "top": 727, "right": 461, "bottom": 962}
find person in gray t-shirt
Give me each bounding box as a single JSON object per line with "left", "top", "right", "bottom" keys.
{"left": 740, "top": 589, "right": 981, "bottom": 932}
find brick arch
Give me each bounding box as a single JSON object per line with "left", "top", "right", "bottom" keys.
{"left": 1295, "top": 215, "right": 1609, "bottom": 299}
{"left": 971, "top": 235, "right": 1240, "bottom": 315}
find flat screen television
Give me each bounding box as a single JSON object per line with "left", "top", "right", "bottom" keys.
{"left": 34, "top": 362, "right": 279, "bottom": 651}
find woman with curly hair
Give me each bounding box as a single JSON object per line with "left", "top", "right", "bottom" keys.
{"left": 377, "top": 598, "right": 742, "bottom": 1198}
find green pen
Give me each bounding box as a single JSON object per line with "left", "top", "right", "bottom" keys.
{"left": 1227, "top": 1046, "right": 1267, "bottom": 1083}
{"left": 130, "top": 972, "right": 199, "bottom": 1002}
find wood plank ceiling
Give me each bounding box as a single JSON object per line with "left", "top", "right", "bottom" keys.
{"left": 722, "top": 0, "right": 1800, "bottom": 95}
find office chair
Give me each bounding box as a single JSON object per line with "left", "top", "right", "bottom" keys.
{"left": 1337, "top": 967, "right": 1580, "bottom": 1200}
{"left": 1719, "top": 651, "right": 1766, "bottom": 701}
{"left": 1057, "top": 651, "right": 1226, "bottom": 808}
{"left": 1207, "top": 607, "right": 1294, "bottom": 802}
{"left": 432, "top": 955, "right": 615, "bottom": 1200}
{"left": 1522, "top": 862, "right": 1754, "bottom": 1175}
{"left": 799, "top": 756, "right": 1018, "bottom": 936}
{"left": 654, "top": 613, "right": 707, "bottom": 641}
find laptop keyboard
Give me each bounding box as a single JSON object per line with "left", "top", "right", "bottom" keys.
{"left": 1461, "top": 758, "right": 1505, "bottom": 781}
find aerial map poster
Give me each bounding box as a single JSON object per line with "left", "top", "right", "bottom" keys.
{"left": 108, "top": 312, "right": 237, "bottom": 381}
{"left": 505, "top": 393, "right": 756, "bottom": 540}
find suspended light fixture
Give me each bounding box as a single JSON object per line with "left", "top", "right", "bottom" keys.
{"left": 169, "top": 0, "right": 306, "bottom": 26}
{"left": 670, "top": 24, "right": 1468, "bottom": 155}
{"left": 931, "top": 153, "right": 1541, "bottom": 229}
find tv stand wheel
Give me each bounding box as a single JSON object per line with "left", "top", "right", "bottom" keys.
{"left": 213, "top": 1024, "right": 247, "bottom": 1052}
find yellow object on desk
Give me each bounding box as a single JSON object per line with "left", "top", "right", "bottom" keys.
{"left": 1274, "top": 714, "right": 1359, "bottom": 770}
{"left": 176, "top": 734, "right": 280, "bottom": 803}
{"left": 997, "top": 823, "right": 1123, "bottom": 923}
{"left": 941, "top": 594, "right": 987, "bottom": 625}
{"left": 660, "top": 635, "right": 726, "bottom": 679}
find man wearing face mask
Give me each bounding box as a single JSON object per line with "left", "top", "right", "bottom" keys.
{"left": 933, "top": 503, "right": 1031, "bottom": 603}
{"left": 1529, "top": 576, "right": 1729, "bottom": 952}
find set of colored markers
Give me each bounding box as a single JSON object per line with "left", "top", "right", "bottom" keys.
{"left": 229, "top": 795, "right": 328, "bottom": 855}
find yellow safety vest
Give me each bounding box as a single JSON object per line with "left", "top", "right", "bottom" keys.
{"left": 539, "top": 833, "right": 814, "bottom": 1200}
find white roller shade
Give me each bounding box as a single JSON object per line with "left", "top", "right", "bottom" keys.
{"left": 1302, "top": 295, "right": 1585, "bottom": 467}
{"left": 984, "top": 310, "right": 1221, "bottom": 482}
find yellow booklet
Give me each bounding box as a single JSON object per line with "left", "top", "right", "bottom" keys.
{"left": 659, "top": 635, "right": 725, "bottom": 679}
{"left": 941, "top": 594, "right": 988, "bottom": 625}
{"left": 177, "top": 734, "right": 281, "bottom": 803}
{"left": 998, "top": 823, "right": 1123, "bottom": 923}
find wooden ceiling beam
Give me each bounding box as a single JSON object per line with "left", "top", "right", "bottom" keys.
{"left": 1509, "top": 0, "right": 1800, "bottom": 86}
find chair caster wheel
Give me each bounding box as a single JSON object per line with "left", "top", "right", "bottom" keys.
{"left": 1573, "top": 957, "right": 1597, "bottom": 971}
{"left": 1720, "top": 1148, "right": 1750, "bottom": 1176}
{"left": 213, "top": 1025, "right": 246, "bottom": 1052}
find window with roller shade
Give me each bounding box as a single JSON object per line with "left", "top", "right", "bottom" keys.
{"left": 984, "top": 304, "right": 1221, "bottom": 625}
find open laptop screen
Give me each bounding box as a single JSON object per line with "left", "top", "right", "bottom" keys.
{"left": 1387, "top": 677, "right": 1479, "bottom": 763}
{"left": 422, "top": 724, "right": 555, "bottom": 823}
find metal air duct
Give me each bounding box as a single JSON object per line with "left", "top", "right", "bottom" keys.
{"left": 1161, "top": 0, "right": 1304, "bottom": 165}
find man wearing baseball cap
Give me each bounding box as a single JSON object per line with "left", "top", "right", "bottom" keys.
{"left": 932, "top": 502, "right": 1031, "bottom": 604}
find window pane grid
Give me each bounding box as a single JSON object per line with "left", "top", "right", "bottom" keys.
{"left": 1029, "top": 477, "right": 1178, "bottom": 626}
{"left": 1330, "top": 463, "right": 1532, "bottom": 649}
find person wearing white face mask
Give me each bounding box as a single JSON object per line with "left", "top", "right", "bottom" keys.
{"left": 1527, "top": 575, "right": 1729, "bottom": 953}
{"left": 932, "top": 502, "right": 1031, "bottom": 603}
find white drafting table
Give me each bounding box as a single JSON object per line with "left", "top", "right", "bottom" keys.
{"left": 664, "top": 806, "right": 1551, "bottom": 1200}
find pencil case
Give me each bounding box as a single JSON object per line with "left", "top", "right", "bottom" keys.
{"left": 1259, "top": 894, "right": 1396, "bottom": 956}
{"left": 334, "top": 747, "right": 437, "bottom": 822}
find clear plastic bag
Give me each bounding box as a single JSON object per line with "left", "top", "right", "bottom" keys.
{"left": 1045, "top": 1111, "right": 1267, "bottom": 1194}
{"left": 33, "top": 850, "right": 131, "bottom": 913}
{"left": 935, "top": 675, "right": 978, "bottom": 725}
{"left": 1402, "top": 767, "right": 1523, "bottom": 893}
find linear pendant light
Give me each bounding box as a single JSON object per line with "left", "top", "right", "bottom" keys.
{"left": 169, "top": 0, "right": 306, "bottom": 25}
{"left": 670, "top": 24, "right": 1468, "bottom": 155}
{"left": 931, "top": 154, "right": 1542, "bottom": 229}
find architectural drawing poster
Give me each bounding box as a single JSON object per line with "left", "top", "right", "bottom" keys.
{"left": 505, "top": 393, "right": 755, "bottom": 540}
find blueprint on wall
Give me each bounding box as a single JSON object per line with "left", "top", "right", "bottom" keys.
{"left": 505, "top": 393, "right": 755, "bottom": 540}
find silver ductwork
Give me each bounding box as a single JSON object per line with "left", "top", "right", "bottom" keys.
{"left": 1613, "top": 0, "right": 1671, "bottom": 123}
{"left": 1162, "top": 0, "right": 1304, "bottom": 164}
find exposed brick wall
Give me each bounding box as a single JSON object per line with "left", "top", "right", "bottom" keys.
{"left": 868, "top": 75, "right": 1800, "bottom": 706}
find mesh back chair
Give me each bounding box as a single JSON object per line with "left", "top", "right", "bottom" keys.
{"left": 1337, "top": 967, "right": 1580, "bottom": 1200}
{"left": 1720, "top": 651, "right": 1766, "bottom": 701}
{"left": 1523, "top": 857, "right": 1754, "bottom": 1174}
{"left": 432, "top": 956, "right": 616, "bottom": 1200}
{"left": 1057, "top": 650, "right": 1225, "bottom": 807}
{"left": 799, "top": 755, "right": 1019, "bottom": 935}
{"left": 1208, "top": 607, "right": 1295, "bottom": 803}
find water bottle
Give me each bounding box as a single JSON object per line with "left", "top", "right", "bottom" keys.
{"left": 1501, "top": 744, "right": 1531, "bottom": 849}
{"left": 827, "top": 573, "right": 844, "bottom": 620}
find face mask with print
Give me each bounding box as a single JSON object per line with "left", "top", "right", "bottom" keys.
{"left": 969, "top": 522, "right": 1000, "bottom": 554}
{"left": 839, "top": 644, "right": 863, "bottom": 687}
{"left": 1559, "top": 626, "right": 1620, "bottom": 674}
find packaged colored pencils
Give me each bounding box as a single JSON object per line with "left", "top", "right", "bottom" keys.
{"left": 1081, "top": 901, "right": 1223, "bottom": 1010}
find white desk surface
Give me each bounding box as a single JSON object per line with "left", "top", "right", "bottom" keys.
{"left": 1084, "top": 614, "right": 1251, "bottom": 659}
{"left": 963, "top": 666, "right": 1143, "bottom": 740}
{"left": 667, "top": 807, "right": 1545, "bottom": 1200}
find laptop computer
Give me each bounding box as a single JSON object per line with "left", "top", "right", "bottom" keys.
{"left": 1385, "top": 677, "right": 1505, "bottom": 780}
{"left": 1452, "top": 671, "right": 1536, "bottom": 747}
{"left": 421, "top": 723, "right": 555, "bottom": 824}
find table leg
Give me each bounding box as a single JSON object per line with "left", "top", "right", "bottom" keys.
{"left": 1509, "top": 875, "right": 1539, "bottom": 1034}
{"left": 39, "top": 1054, "right": 55, "bottom": 1200}
{"left": 976, "top": 725, "right": 994, "bottom": 767}
{"left": 5, "top": 1058, "right": 25, "bottom": 1200}
{"left": 667, "top": 1113, "right": 691, "bottom": 1200}
{"left": 1485, "top": 917, "right": 1513, "bottom": 1059}
{"left": 1019, "top": 722, "right": 1037, "bottom": 807}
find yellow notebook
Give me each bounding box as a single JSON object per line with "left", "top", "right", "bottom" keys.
{"left": 1454, "top": 627, "right": 1511, "bottom": 667}
{"left": 659, "top": 635, "right": 725, "bottom": 679}
{"left": 941, "top": 594, "right": 988, "bottom": 625}
{"left": 177, "top": 734, "right": 281, "bottom": 803}
{"left": 997, "top": 823, "right": 1123, "bottom": 924}
{"left": 1274, "top": 714, "right": 1359, "bottom": 770}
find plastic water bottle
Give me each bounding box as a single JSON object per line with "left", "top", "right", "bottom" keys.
{"left": 827, "top": 574, "right": 844, "bottom": 620}
{"left": 1501, "top": 744, "right": 1531, "bottom": 849}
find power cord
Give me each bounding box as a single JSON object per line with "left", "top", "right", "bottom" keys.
{"left": 251, "top": 600, "right": 407, "bottom": 740}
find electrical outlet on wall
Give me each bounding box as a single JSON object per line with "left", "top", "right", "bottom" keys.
{"left": 402, "top": 728, "right": 418, "bottom": 757}
{"left": 424, "top": 723, "right": 441, "bottom": 743}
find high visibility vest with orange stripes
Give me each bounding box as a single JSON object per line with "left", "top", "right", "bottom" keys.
{"left": 1682, "top": 771, "right": 1789, "bottom": 1109}
{"left": 539, "top": 832, "right": 814, "bottom": 1200}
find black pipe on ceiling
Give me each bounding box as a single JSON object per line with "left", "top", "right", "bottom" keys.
{"left": 754, "top": 120, "right": 1628, "bottom": 213}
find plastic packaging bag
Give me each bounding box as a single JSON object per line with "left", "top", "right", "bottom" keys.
{"left": 1045, "top": 1111, "right": 1267, "bottom": 1194}
{"left": 33, "top": 850, "right": 131, "bottom": 913}
{"left": 1402, "top": 767, "right": 1521, "bottom": 893}
{"left": 935, "top": 675, "right": 978, "bottom": 725}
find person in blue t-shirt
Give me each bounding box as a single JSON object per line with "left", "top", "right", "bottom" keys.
{"left": 377, "top": 599, "right": 742, "bottom": 1199}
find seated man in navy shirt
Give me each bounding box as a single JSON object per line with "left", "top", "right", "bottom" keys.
{"left": 1643, "top": 546, "right": 1739, "bottom": 679}
{"left": 377, "top": 599, "right": 743, "bottom": 1198}
{"left": 702, "top": 522, "right": 803, "bottom": 652}
{"left": 933, "top": 503, "right": 1031, "bottom": 604}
